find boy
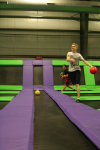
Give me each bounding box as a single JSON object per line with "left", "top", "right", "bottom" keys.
{"left": 67, "top": 43, "right": 92, "bottom": 102}
{"left": 60, "top": 65, "right": 75, "bottom": 91}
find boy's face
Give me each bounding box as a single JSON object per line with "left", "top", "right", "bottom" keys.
{"left": 62, "top": 66, "right": 66, "bottom": 70}
{"left": 71, "top": 44, "right": 77, "bottom": 51}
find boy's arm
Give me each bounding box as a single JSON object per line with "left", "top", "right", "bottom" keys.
{"left": 82, "top": 59, "right": 92, "bottom": 67}
{"left": 63, "top": 74, "right": 68, "bottom": 77}
{"left": 66, "top": 55, "right": 75, "bottom": 63}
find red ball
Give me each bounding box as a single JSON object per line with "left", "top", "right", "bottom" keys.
{"left": 90, "top": 67, "right": 98, "bottom": 74}
{"left": 62, "top": 76, "right": 65, "bottom": 79}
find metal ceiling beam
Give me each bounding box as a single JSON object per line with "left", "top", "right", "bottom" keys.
{"left": 0, "top": 4, "right": 100, "bottom": 13}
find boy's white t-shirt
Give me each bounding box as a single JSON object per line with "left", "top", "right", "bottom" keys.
{"left": 67, "top": 52, "right": 84, "bottom": 72}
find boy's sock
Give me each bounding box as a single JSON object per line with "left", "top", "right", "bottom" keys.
{"left": 76, "top": 98, "right": 80, "bottom": 103}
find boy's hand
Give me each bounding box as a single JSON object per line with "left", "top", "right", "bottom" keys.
{"left": 60, "top": 74, "right": 63, "bottom": 77}
{"left": 70, "top": 58, "right": 75, "bottom": 63}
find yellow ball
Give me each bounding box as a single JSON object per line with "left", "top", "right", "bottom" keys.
{"left": 35, "top": 90, "right": 40, "bottom": 95}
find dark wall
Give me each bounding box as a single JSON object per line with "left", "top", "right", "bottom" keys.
{"left": 0, "top": 66, "right": 23, "bottom": 85}
{"left": 33, "top": 66, "right": 43, "bottom": 85}
{"left": 94, "top": 67, "right": 100, "bottom": 85}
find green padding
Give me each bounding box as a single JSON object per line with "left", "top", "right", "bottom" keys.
{"left": 84, "top": 66, "right": 95, "bottom": 86}
{"left": 79, "top": 61, "right": 85, "bottom": 66}
{"left": 0, "top": 91, "right": 20, "bottom": 94}
{"left": 0, "top": 96, "right": 14, "bottom": 101}
{"left": 1, "top": 4, "right": 100, "bottom": 13}
{"left": 72, "top": 96, "right": 100, "bottom": 101}
{"left": 0, "top": 85, "right": 23, "bottom": 90}
{"left": 0, "top": 60, "right": 23, "bottom": 65}
{"left": 61, "top": 90, "right": 100, "bottom": 94}
{"left": 52, "top": 60, "right": 68, "bottom": 66}
{"left": 54, "top": 85, "right": 88, "bottom": 90}
{"left": 92, "top": 61, "right": 100, "bottom": 66}
{"left": 98, "top": 109, "right": 100, "bottom": 111}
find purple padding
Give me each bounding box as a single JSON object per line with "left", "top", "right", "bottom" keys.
{"left": 23, "top": 66, "right": 33, "bottom": 86}
{"left": 44, "top": 87, "right": 100, "bottom": 149}
{"left": 0, "top": 140, "right": 29, "bottom": 150}
{"left": 66, "top": 109, "right": 100, "bottom": 119}
{"left": 43, "top": 60, "right": 52, "bottom": 66}
{"left": 85, "top": 127, "right": 100, "bottom": 146}
{"left": 0, "top": 107, "right": 33, "bottom": 118}
{"left": 33, "top": 60, "right": 43, "bottom": 65}
{"left": 43, "top": 65, "right": 54, "bottom": 86}
{"left": 0, "top": 89, "right": 34, "bottom": 150}
{"left": 23, "top": 60, "right": 33, "bottom": 66}
{"left": 0, "top": 118, "right": 31, "bottom": 140}
{"left": 33, "top": 85, "right": 43, "bottom": 90}
{"left": 43, "top": 86, "right": 54, "bottom": 89}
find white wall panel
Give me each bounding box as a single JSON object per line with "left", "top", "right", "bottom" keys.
{"left": 0, "top": 10, "right": 79, "bottom": 18}
{"left": 0, "top": 0, "right": 80, "bottom": 4}
{"left": 37, "top": 19, "right": 61, "bottom": 29}
{"left": 89, "top": 21, "right": 100, "bottom": 31}
{"left": 0, "top": 18, "right": 14, "bottom": 28}
{"left": 1, "top": 18, "right": 80, "bottom": 30}
{"left": 89, "top": 14, "right": 100, "bottom": 19}
{"left": 88, "top": 33, "right": 100, "bottom": 56}
{"left": 14, "top": 18, "right": 38, "bottom": 29}
{"left": 61, "top": 20, "right": 80, "bottom": 30}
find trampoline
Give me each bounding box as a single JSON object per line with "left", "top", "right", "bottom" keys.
{"left": 0, "top": 60, "right": 100, "bottom": 150}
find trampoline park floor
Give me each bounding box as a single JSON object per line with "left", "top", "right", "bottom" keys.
{"left": 34, "top": 91, "right": 99, "bottom": 150}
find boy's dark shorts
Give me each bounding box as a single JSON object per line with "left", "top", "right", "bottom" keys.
{"left": 64, "top": 78, "right": 71, "bottom": 86}
{"left": 69, "top": 70, "right": 81, "bottom": 85}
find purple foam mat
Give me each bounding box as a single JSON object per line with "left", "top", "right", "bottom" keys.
{"left": 0, "top": 118, "right": 32, "bottom": 140}
{"left": 0, "top": 140, "right": 29, "bottom": 150}
{"left": 0, "top": 88, "right": 34, "bottom": 150}
{"left": 66, "top": 109, "right": 100, "bottom": 119}
{"left": 23, "top": 66, "right": 33, "bottom": 86}
{"left": 0, "top": 107, "right": 34, "bottom": 119}
{"left": 44, "top": 87, "right": 100, "bottom": 149}
{"left": 72, "top": 119, "right": 100, "bottom": 149}
{"left": 33, "top": 60, "right": 43, "bottom": 65}
{"left": 43, "top": 65, "right": 54, "bottom": 86}
{"left": 75, "top": 115, "right": 100, "bottom": 126}
{"left": 43, "top": 60, "right": 52, "bottom": 66}
{"left": 23, "top": 60, "right": 33, "bottom": 66}
{"left": 33, "top": 86, "right": 44, "bottom": 90}
{"left": 43, "top": 86, "right": 54, "bottom": 89}
{"left": 0, "top": 119, "right": 33, "bottom": 149}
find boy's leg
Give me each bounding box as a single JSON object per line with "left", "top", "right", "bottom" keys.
{"left": 75, "top": 70, "right": 81, "bottom": 102}
{"left": 76, "top": 84, "right": 80, "bottom": 98}
{"left": 67, "top": 85, "right": 75, "bottom": 90}
{"left": 67, "top": 79, "right": 75, "bottom": 90}
{"left": 61, "top": 85, "right": 67, "bottom": 91}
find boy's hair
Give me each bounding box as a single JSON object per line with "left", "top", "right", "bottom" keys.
{"left": 63, "top": 64, "right": 67, "bottom": 68}
{"left": 72, "top": 43, "right": 78, "bottom": 49}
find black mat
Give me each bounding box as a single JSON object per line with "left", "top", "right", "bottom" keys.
{"left": 0, "top": 102, "right": 10, "bottom": 110}
{"left": 0, "top": 66, "right": 23, "bottom": 85}
{"left": 34, "top": 91, "right": 98, "bottom": 150}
